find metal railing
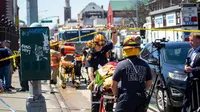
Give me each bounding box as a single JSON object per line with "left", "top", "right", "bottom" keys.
{"left": 0, "top": 27, "right": 19, "bottom": 51}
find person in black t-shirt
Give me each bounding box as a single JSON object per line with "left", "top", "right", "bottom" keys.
{"left": 112, "top": 36, "right": 152, "bottom": 112}
{"left": 85, "top": 26, "right": 117, "bottom": 112}
{"left": 85, "top": 26, "right": 117, "bottom": 82}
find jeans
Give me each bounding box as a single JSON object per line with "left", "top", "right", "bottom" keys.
{"left": 0, "top": 65, "right": 11, "bottom": 89}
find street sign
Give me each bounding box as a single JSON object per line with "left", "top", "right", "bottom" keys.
{"left": 41, "top": 20, "right": 53, "bottom": 23}
{"left": 20, "top": 27, "right": 51, "bottom": 81}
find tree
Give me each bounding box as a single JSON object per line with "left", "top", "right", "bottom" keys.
{"left": 123, "top": 1, "right": 150, "bottom": 27}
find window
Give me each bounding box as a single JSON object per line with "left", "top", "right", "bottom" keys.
{"left": 163, "top": 14, "right": 166, "bottom": 26}
{"left": 163, "top": 44, "right": 190, "bottom": 64}
{"left": 140, "top": 45, "right": 152, "bottom": 60}
{"left": 176, "top": 11, "right": 180, "bottom": 24}
{"left": 151, "top": 16, "right": 155, "bottom": 28}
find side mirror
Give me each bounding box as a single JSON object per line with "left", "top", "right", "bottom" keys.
{"left": 148, "top": 58, "right": 158, "bottom": 65}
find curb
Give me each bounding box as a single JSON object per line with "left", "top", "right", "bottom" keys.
{"left": 50, "top": 85, "right": 71, "bottom": 112}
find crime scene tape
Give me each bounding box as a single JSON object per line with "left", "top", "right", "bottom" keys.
{"left": 0, "top": 97, "right": 16, "bottom": 112}
{"left": 50, "top": 32, "right": 97, "bottom": 47}
{"left": 119, "top": 27, "right": 200, "bottom": 33}
{"left": 1, "top": 27, "right": 200, "bottom": 62}
{"left": 50, "top": 27, "right": 200, "bottom": 47}
{"left": 0, "top": 54, "right": 20, "bottom": 62}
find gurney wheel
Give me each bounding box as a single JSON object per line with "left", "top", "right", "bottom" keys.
{"left": 61, "top": 83, "right": 66, "bottom": 89}
{"left": 74, "top": 81, "right": 80, "bottom": 89}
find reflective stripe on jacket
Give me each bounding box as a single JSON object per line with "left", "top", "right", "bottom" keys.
{"left": 50, "top": 49, "right": 61, "bottom": 67}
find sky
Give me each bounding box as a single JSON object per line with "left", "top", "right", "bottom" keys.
{"left": 17, "top": 0, "right": 109, "bottom": 25}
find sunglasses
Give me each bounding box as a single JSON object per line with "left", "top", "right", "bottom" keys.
{"left": 96, "top": 41, "right": 106, "bottom": 46}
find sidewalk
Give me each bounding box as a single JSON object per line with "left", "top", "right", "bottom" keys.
{"left": 0, "top": 70, "right": 68, "bottom": 112}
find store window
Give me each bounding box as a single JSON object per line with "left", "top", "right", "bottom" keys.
{"left": 176, "top": 11, "right": 180, "bottom": 24}
{"left": 163, "top": 14, "right": 166, "bottom": 26}
{"left": 151, "top": 16, "right": 155, "bottom": 28}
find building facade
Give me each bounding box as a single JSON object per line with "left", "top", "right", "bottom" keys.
{"left": 78, "top": 2, "right": 107, "bottom": 26}
{"left": 64, "top": 0, "right": 71, "bottom": 23}
{"left": 107, "top": 0, "right": 148, "bottom": 26}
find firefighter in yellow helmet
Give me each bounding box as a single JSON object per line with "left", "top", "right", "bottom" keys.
{"left": 111, "top": 36, "right": 153, "bottom": 112}
{"left": 50, "top": 41, "right": 61, "bottom": 84}
{"left": 82, "top": 40, "right": 95, "bottom": 66}
{"left": 86, "top": 31, "right": 117, "bottom": 112}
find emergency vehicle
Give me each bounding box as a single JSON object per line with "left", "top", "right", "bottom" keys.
{"left": 112, "top": 30, "right": 141, "bottom": 61}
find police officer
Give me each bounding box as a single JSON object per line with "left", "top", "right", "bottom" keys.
{"left": 86, "top": 27, "right": 117, "bottom": 112}
{"left": 111, "top": 36, "right": 152, "bottom": 112}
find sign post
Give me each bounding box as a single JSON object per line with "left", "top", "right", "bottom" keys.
{"left": 20, "top": 27, "right": 50, "bottom": 112}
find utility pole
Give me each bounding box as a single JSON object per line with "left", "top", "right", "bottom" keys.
{"left": 26, "top": 0, "right": 47, "bottom": 112}
{"left": 27, "top": 0, "right": 38, "bottom": 26}
{"left": 135, "top": 0, "right": 139, "bottom": 27}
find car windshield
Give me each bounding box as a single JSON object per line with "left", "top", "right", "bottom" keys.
{"left": 163, "top": 44, "right": 191, "bottom": 64}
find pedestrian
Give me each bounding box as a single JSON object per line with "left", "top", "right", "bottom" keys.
{"left": 4, "top": 40, "right": 15, "bottom": 89}
{"left": 86, "top": 26, "right": 117, "bottom": 112}
{"left": 17, "top": 39, "right": 29, "bottom": 92}
{"left": 111, "top": 36, "right": 152, "bottom": 112}
{"left": 0, "top": 41, "right": 12, "bottom": 92}
{"left": 182, "top": 32, "right": 200, "bottom": 112}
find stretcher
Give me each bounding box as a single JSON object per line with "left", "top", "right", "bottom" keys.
{"left": 59, "top": 54, "right": 87, "bottom": 89}
{"left": 88, "top": 62, "right": 118, "bottom": 112}
{"left": 59, "top": 55, "right": 75, "bottom": 89}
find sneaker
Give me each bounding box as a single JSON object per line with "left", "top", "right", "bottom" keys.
{"left": 9, "top": 86, "right": 15, "bottom": 89}
{"left": 50, "top": 80, "right": 57, "bottom": 85}
{"left": 5, "top": 88, "right": 12, "bottom": 92}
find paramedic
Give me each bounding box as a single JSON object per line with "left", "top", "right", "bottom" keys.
{"left": 111, "top": 36, "right": 152, "bottom": 112}
{"left": 85, "top": 28, "right": 117, "bottom": 112}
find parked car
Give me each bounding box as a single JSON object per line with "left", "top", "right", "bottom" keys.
{"left": 139, "top": 41, "right": 191, "bottom": 112}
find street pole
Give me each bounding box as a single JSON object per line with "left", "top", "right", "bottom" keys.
{"left": 26, "top": 0, "right": 47, "bottom": 112}
{"left": 135, "top": 0, "right": 139, "bottom": 27}
{"left": 27, "top": 0, "right": 39, "bottom": 26}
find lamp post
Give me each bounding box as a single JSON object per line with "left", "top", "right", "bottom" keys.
{"left": 135, "top": 0, "right": 139, "bottom": 27}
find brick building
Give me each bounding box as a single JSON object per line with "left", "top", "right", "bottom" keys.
{"left": 107, "top": 0, "right": 148, "bottom": 26}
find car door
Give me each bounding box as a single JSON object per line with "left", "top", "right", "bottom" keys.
{"left": 140, "top": 44, "right": 158, "bottom": 92}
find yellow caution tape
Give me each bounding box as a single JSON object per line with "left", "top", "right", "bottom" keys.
{"left": 0, "top": 54, "right": 20, "bottom": 62}
{"left": 1, "top": 27, "right": 200, "bottom": 62}
{"left": 13, "top": 51, "right": 18, "bottom": 68}
{"left": 50, "top": 32, "right": 97, "bottom": 47}
{"left": 50, "top": 27, "right": 200, "bottom": 47}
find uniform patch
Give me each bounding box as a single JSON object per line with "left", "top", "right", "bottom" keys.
{"left": 87, "top": 55, "right": 92, "bottom": 61}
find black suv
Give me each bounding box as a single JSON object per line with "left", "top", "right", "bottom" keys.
{"left": 139, "top": 41, "right": 191, "bottom": 112}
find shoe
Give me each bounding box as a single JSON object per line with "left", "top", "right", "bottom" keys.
{"left": 18, "top": 88, "right": 27, "bottom": 92}
{"left": 50, "top": 80, "right": 57, "bottom": 85}
{"left": 9, "top": 86, "right": 15, "bottom": 89}
{"left": 5, "top": 88, "right": 12, "bottom": 92}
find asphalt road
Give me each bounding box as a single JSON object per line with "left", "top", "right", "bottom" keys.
{"left": 56, "top": 67, "right": 159, "bottom": 112}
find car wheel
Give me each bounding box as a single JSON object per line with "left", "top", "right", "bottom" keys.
{"left": 156, "top": 88, "right": 167, "bottom": 112}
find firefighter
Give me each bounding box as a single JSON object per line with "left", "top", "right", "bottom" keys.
{"left": 50, "top": 42, "right": 61, "bottom": 84}
{"left": 86, "top": 28, "right": 117, "bottom": 112}
{"left": 111, "top": 36, "right": 152, "bottom": 112}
